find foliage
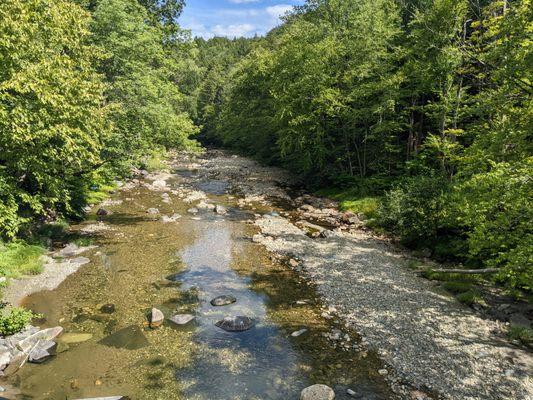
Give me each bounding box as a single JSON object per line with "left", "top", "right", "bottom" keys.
{"left": 0, "top": 307, "right": 37, "bottom": 336}
{"left": 508, "top": 325, "right": 533, "bottom": 348}
{"left": 0, "top": 241, "right": 45, "bottom": 278}
{"left": 456, "top": 290, "right": 483, "bottom": 306}
{"left": 442, "top": 281, "right": 473, "bottom": 294}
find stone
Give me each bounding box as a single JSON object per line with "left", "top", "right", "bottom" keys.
{"left": 169, "top": 314, "right": 195, "bottom": 326}
{"left": 98, "top": 325, "right": 149, "bottom": 350}
{"left": 16, "top": 327, "right": 63, "bottom": 353}
{"left": 0, "top": 350, "right": 11, "bottom": 370}
{"left": 378, "top": 369, "right": 388, "bottom": 376}
{"left": 2, "top": 352, "right": 28, "bottom": 376}
{"left": 187, "top": 207, "right": 199, "bottom": 214}
{"left": 96, "top": 208, "right": 109, "bottom": 216}
{"left": 146, "top": 208, "right": 159, "bottom": 215}
{"left": 215, "top": 316, "right": 255, "bottom": 332}
{"left": 300, "top": 384, "right": 335, "bottom": 400}
{"left": 210, "top": 295, "right": 237, "bottom": 306}
{"left": 161, "top": 214, "right": 181, "bottom": 223}
{"left": 252, "top": 234, "right": 264, "bottom": 243}
{"left": 149, "top": 308, "right": 164, "bottom": 328}
{"left": 214, "top": 204, "right": 227, "bottom": 214}
{"left": 58, "top": 333, "right": 93, "bottom": 344}
{"left": 291, "top": 329, "right": 308, "bottom": 337}
{"left": 509, "top": 313, "right": 530, "bottom": 328}
{"left": 99, "top": 303, "right": 116, "bottom": 314}
{"left": 346, "top": 388, "right": 357, "bottom": 397}
{"left": 28, "top": 340, "right": 57, "bottom": 363}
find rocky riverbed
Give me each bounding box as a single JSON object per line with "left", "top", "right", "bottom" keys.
{"left": 1, "top": 149, "right": 531, "bottom": 400}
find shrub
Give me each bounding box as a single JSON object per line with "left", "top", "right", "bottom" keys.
{"left": 0, "top": 307, "right": 36, "bottom": 336}
{"left": 442, "top": 281, "right": 473, "bottom": 294}
{"left": 377, "top": 174, "right": 451, "bottom": 247}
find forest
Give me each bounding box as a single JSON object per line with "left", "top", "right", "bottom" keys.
{"left": 0, "top": 0, "right": 531, "bottom": 292}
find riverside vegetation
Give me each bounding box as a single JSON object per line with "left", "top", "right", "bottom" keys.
{"left": 0, "top": 0, "right": 531, "bottom": 333}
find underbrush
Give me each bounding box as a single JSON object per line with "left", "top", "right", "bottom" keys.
{"left": 317, "top": 187, "right": 380, "bottom": 219}
{"left": 0, "top": 307, "right": 38, "bottom": 336}
{"left": 141, "top": 147, "right": 168, "bottom": 173}
{"left": 0, "top": 241, "right": 45, "bottom": 279}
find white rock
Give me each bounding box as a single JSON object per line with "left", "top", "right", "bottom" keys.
{"left": 300, "top": 384, "right": 335, "bottom": 400}
{"left": 291, "top": 329, "right": 308, "bottom": 337}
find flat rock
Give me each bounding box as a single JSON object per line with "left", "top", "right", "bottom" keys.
{"left": 210, "top": 295, "right": 237, "bottom": 306}
{"left": 146, "top": 208, "right": 159, "bottom": 215}
{"left": 149, "top": 308, "right": 164, "bottom": 328}
{"left": 169, "top": 314, "right": 195, "bottom": 326}
{"left": 187, "top": 207, "right": 199, "bottom": 214}
{"left": 28, "top": 340, "right": 57, "bottom": 363}
{"left": 98, "top": 325, "right": 149, "bottom": 350}
{"left": 17, "top": 327, "right": 63, "bottom": 353}
{"left": 58, "top": 332, "right": 93, "bottom": 344}
{"left": 215, "top": 316, "right": 254, "bottom": 332}
{"left": 161, "top": 214, "right": 181, "bottom": 223}
{"left": 300, "top": 384, "right": 335, "bottom": 400}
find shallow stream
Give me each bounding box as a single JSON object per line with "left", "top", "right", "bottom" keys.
{"left": 8, "top": 164, "right": 393, "bottom": 399}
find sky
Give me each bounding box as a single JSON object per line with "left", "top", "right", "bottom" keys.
{"left": 179, "top": 0, "right": 304, "bottom": 39}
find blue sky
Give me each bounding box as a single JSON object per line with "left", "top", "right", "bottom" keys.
{"left": 179, "top": 0, "right": 304, "bottom": 39}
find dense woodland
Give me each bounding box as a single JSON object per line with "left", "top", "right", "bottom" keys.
{"left": 0, "top": 0, "right": 531, "bottom": 290}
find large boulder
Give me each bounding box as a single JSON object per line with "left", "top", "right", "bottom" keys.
{"left": 300, "top": 384, "right": 335, "bottom": 400}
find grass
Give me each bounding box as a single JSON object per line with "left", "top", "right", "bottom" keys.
{"left": 142, "top": 147, "right": 168, "bottom": 173}
{"left": 508, "top": 325, "right": 533, "bottom": 348}
{"left": 0, "top": 241, "right": 45, "bottom": 279}
{"left": 316, "top": 187, "right": 380, "bottom": 219}
{"left": 442, "top": 281, "right": 474, "bottom": 294}
{"left": 422, "top": 269, "right": 481, "bottom": 283}
{"left": 456, "top": 289, "right": 483, "bottom": 306}
{"left": 86, "top": 182, "right": 117, "bottom": 205}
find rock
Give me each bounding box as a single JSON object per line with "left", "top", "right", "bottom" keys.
{"left": 149, "top": 308, "right": 164, "bottom": 328}
{"left": 291, "top": 329, "right": 308, "bottom": 337}
{"left": 17, "top": 327, "right": 63, "bottom": 353}
{"left": 0, "top": 350, "right": 12, "bottom": 370}
{"left": 99, "top": 303, "right": 116, "bottom": 314}
{"left": 346, "top": 388, "right": 357, "bottom": 397}
{"left": 410, "top": 390, "right": 431, "bottom": 400}
{"left": 98, "top": 325, "right": 149, "bottom": 350}
{"left": 187, "top": 207, "right": 199, "bottom": 214}
{"left": 289, "top": 259, "right": 299, "bottom": 268}
{"left": 169, "top": 314, "right": 195, "bottom": 326}
{"left": 210, "top": 295, "right": 237, "bottom": 306}
{"left": 509, "top": 313, "right": 530, "bottom": 328}
{"left": 96, "top": 208, "right": 109, "bottom": 216}
{"left": 28, "top": 340, "right": 57, "bottom": 363}
{"left": 58, "top": 333, "right": 93, "bottom": 344}
{"left": 252, "top": 234, "right": 264, "bottom": 243}
{"left": 161, "top": 214, "right": 181, "bottom": 223}
{"left": 2, "top": 352, "right": 28, "bottom": 376}
{"left": 378, "top": 368, "right": 388, "bottom": 375}
{"left": 215, "top": 316, "right": 255, "bottom": 332}
{"left": 152, "top": 179, "right": 167, "bottom": 189}
{"left": 300, "top": 384, "right": 335, "bottom": 400}
{"left": 146, "top": 208, "right": 159, "bottom": 215}
{"left": 214, "top": 204, "right": 227, "bottom": 214}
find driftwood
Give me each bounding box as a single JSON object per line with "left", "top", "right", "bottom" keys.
{"left": 431, "top": 268, "right": 499, "bottom": 275}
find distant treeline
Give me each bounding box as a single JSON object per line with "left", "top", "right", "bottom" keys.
{"left": 195, "top": 0, "right": 532, "bottom": 290}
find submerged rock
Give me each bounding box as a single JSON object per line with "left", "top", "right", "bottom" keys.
{"left": 149, "top": 308, "right": 164, "bottom": 328}
{"left": 291, "top": 328, "right": 308, "bottom": 337}
{"left": 215, "top": 316, "right": 254, "bottom": 332}
{"left": 98, "top": 325, "right": 149, "bottom": 350}
{"left": 58, "top": 333, "right": 93, "bottom": 344}
{"left": 210, "top": 295, "right": 236, "bottom": 306}
{"left": 300, "top": 384, "right": 335, "bottom": 400}
{"left": 99, "top": 303, "right": 116, "bottom": 314}
{"left": 169, "top": 314, "right": 195, "bottom": 326}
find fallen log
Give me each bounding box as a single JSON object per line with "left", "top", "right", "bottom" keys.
{"left": 430, "top": 268, "right": 499, "bottom": 275}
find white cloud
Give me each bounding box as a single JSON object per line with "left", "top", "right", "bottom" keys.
{"left": 266, "top": 4, "right": 293, "bottom": 19}
{"left": 211, "top": 23, "right": 256, "bottom": 38}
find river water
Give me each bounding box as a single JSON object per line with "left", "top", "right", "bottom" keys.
{"left": 8, "top": 159, "right": 393, "bottom": 399}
